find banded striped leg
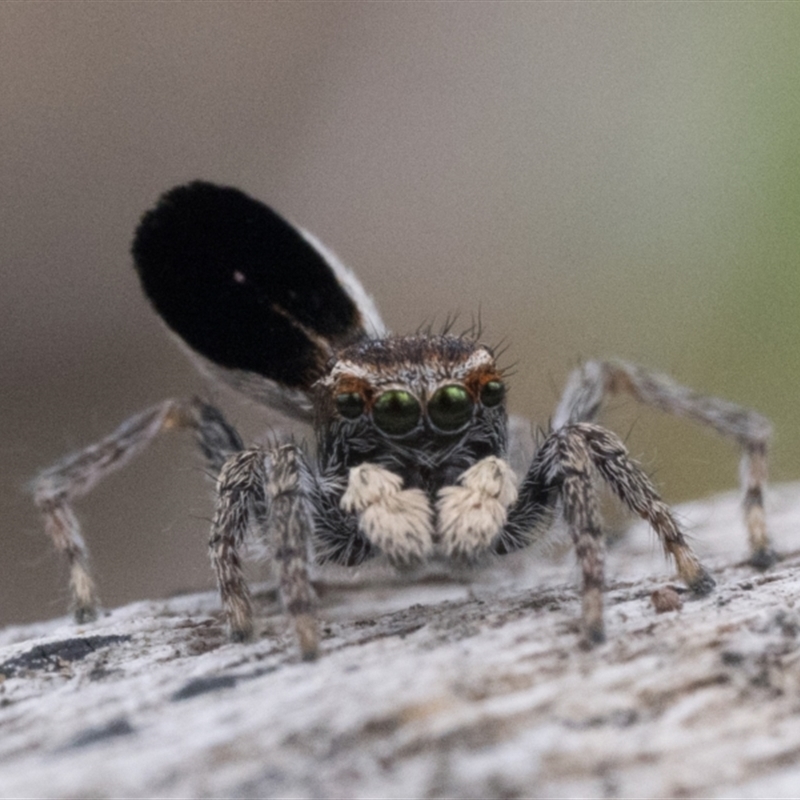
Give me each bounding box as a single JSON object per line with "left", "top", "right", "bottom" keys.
{"left": 534, "top": 423, "right": 714, "bottom": 647}
{"left": 210, "top": 444, "right": 319, "bottom": 659}
{"left": 32, "top": 398, "right": 242, "bottom": 622}
{"left": 553, "top": 360, "right": 774, "bottom": 567}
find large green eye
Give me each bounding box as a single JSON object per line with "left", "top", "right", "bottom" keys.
{"left": 335, "top": 392, "right": 365, "bottom": 419}
{"left": 373, "top": 390, "right": 421, "bottom": 435}
{"left": 480, "top": 380, "right": 505, "bottom": 407}
{"left": 428, "top": 385, "right": 473, "bottom": 431}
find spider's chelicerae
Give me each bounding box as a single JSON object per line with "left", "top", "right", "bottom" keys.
{"left": 33, "top": 182, "right": 774, "bottom": 660}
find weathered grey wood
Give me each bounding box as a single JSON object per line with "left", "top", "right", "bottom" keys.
{"left": 1, "top": 483, "right": 799, "bottom": 799}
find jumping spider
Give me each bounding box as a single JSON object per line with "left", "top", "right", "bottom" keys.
{"left": 33, "top": 182, "right": 774, "bottom": 659}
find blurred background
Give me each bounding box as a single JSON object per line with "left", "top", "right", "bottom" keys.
{"left": 2, "top": 2, "right": 798, "bottom": 626}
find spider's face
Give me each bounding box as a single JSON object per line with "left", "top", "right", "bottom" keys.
{"left": 316, "top": 335, "right": 508, "bottom": 489}
{"left": 321, "top": 335, "right": 504, "bottom": 436}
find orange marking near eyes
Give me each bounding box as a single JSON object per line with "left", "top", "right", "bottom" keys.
{"left": 464, "top": 367, "right": 504, "bottom": 401}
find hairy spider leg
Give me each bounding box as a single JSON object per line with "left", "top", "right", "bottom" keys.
{"left": 32, "top": 398, "right": 242, "bottom": 621}
{"left": 210, "top": 444, "right": 318, "bottom": 659}
{"left": 553, "top": 360, "right": 774, "bottom": 567}
{"left": 498, "top": 423, "right": 714, "bottom": 646}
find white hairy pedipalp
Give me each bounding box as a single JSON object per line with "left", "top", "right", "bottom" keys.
{"left": 436, "top": 456, "right": 518, "bottom": 559}
{"left": 341, "top": 463, "right": 434, "bottom": 564}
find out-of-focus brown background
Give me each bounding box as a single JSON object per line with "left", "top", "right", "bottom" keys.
{"left": 2, "top": 3, "right": 798, "bottom": 627}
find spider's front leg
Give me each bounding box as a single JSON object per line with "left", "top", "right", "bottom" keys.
{"left": 504, "top": 423, "right": 714, "bottom": 647}
{"left": 210, "top": 443, "right": 318, "bottom": 659}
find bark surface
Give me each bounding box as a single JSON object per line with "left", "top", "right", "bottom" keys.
{"left": 1, "top": 483, "right": 799, "bottom": 798}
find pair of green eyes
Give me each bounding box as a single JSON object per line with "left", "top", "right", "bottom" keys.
{"left": 335, "top": 381, "right": 505, "bottom": 436}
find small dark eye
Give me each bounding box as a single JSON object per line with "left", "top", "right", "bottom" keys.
{"left": 373, "top": 390, "right": 421, "bottom": 435}
{"left": 480, "top": 380, "right": 505, "bottom": 407}
{"left": 428, "top": 385, "right": 473, "bottom": 431}
{"left": 335, "top": 392, "right": 365, "bottom": 419}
